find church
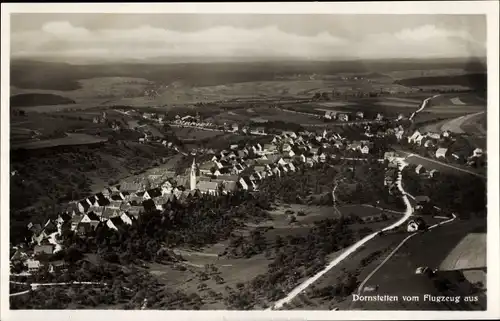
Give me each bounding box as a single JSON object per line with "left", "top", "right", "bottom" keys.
{"left": 189, "top": 158, "right": 220, "bottom": 196}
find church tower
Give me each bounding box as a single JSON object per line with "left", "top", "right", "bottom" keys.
{"left": 190, "top": 158, "right": 197, "bottom": 190}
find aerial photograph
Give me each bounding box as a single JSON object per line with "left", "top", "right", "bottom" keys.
{"left": 6, "top": 12, "right": 488, "bottom": 311}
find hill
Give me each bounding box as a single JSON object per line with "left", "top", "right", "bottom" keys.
{"left": 10, "top": 93, "right": 76, "bottom": 107}
{"left": 394, "top": 73, "right": 487, "bottom": 91}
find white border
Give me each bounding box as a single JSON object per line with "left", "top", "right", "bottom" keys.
{"left": 1, "top": 2, "right": 499, "bottom": 321}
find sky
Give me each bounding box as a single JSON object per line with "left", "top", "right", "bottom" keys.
{"left": 10, "top": 14, "right": 487, "bottom": 63}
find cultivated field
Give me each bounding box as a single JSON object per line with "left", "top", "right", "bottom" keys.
{"left": 439, "top": 233, "right": 486, "bottom": 287}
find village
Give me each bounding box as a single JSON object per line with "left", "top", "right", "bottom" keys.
{"left": 9, "top": 107, "right": 486, "bottom": 277}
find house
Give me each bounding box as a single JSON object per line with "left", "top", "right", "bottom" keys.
{"left": 427, "top": 169, "right": 439, "bottom": 178}
{"left": 238, "top": 177, "right": 250, "bottom": 190}
{"left": 356, "top": 111, "right": 364, "bottom": 119}
{"left": 77, "top": 200, "right": 90, "bottom": 213}
{"left": 143, "top": 188, "right": 162, "bottom": 200}
{"left": 102, "top": 207, "right": 120, "bottom": 220}
{"left": 262, "top": 143, "right": 277, "bottom": 153}
{"left": 126, "top": 206, "right": 144, "bottom": 220}
{"left": 153, "top": 196, "right": 171, "bottom": 210}
{"left": 34, "top": 244, "right": 54, "bottom": 255}
{"left": 70, "top": 215, "right": 83, "bottom": 231}
{"left": 107, "top": 200, "right": 123, "bottom": 209}
{"left": 348, "top": 141, "right": 362, "bottom": 151}
{"left": 282, "top": 131, "right": 298, "bottom": 139}
{"left": 408, "top": 130, "right": 423, "bottom": 144}
{"left": 251, "top": 127, "right": 266, "bottom": 135}
{"left": 198, "top": 161, "right": 215, "bottom": 175}
{"left": 360, "top": 145, "right": 370, "bottom": 154}
{"left": 142, "top": 199, "right": 157, "bottom": 212}
{"left": 376, "top": 113, "right": 384, "bottom": 121}
{"left": 324, "top": 111, "right": 337, "bottom": 120}
{"left": 415, "top": 195, "right": 431, "bottom": 203}
{"left": 337, "top": 113, "right": 348, "bottom": 122}
{"left": 278, "top": 157, "right": 288, "bottom": 166}
{"left": 423, "top": 139, "right": 435, "bottom": 148}
{"left": 11, "top": 249, "right": 28, "bottom": 263}
{"left": 415, "top": 164, "right": 427, "bottom": 175}
{"left": 120, "top": 182, "right": 143, "bottom": 193}
{"left": 219, "top": 181, "right": 237, "bottom": 194}
{"left": 384, "top": 151, "right": 396, "bottom": 162}
{"left": 407, "top": 220, "right": 420, "bottom": 232}
{"left": 197, "top": 181, "right": 220, "bottom": 195}
{"left": 471, "top": 148, "right": 484, "bottom": 158}
{"left": 106, "top": 217, "right": 125, "bottom": 231}
{"left": 442, "top": 130, "right": 451, "bottom": 138}
{"left": 426, "top": 132, "right": 441, "bottom": 140}
{"left": 232, "top": 124, "right": 239, "bottom": 132}
{"left": 26, "top": 259, "right": 41, "bottom": 273}
{"left": 48, "top": 260, "right": 67, "bottom": 273}
{"left": 120, "top": 213, "right": 134, "bottom": 225}
{"left": 81, "top": 212, "right": 100, "bottom": 224}
{"left": 88, "top": 206, "right": 105, "bottom": 216}
{"left": 435, "top": 148, "right": 448, "bottom": 159}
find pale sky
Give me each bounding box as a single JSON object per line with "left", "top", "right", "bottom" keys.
{"left": 10, "top": 14, "right": 487, "bottom": 62}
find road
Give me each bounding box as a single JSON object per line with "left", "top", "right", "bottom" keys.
{"left": 409, "top": 94, "right": 440, "bottom": 121}
{"left": 351, "top": 212, "right": 457, "bottom": 309}
{"left": 270, "top": 159, "right": 414, "bottom": 310}
{"left": 397, "top": 150, "right": 486, "bottom": 179}
{"left": 9, "top": 280, "right": 110, "bottom": 297}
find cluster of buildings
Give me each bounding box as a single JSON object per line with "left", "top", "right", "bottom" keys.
{"left": 171, "top": 114, "right": 214, "bottom": 128}
{"left": 407, "top": 130, "right": 485, "bottom": 166}
{"left": 323, "top": 110, "right": 385, "bottom": 122}
{"left": 12, "top": 117, "right": 418, "bottom": 275}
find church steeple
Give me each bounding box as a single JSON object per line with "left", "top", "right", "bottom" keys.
{"left": 190, "top": 158, "right": 197, "bottom": 190}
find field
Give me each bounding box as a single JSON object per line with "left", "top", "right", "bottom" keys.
{"left": 145, "top": 203, "right": 399, "bottom": 309}
{"left": 173, "top": 127, "right": 226, "bottom": 140}
{"left": 439, "top": 233, "right": 486, "bottom": 287}
{"left": 11, "top": 133, "right": 107, "bottom": 150}
{"left": 420, "top": 112, "right": 486, "bottom": 135}
{"left": 348, "top": 218, "right": 486, "bottom": 310}
{"left": 10, "top": 58, "right": 486, "bottom": 113}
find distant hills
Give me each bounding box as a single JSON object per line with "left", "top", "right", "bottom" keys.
{"left": 10, "top": 57, "right": 487, "bottom": 92}
{"left": 10, "top": 93, "right": 76, "bottom": 108}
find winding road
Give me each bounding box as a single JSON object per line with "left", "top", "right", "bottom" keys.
{"left": 270, "top": 159, "right": 414, "bottom": 310}
{"left": 409, "top": 94, "right": 440, "bottom": 121}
